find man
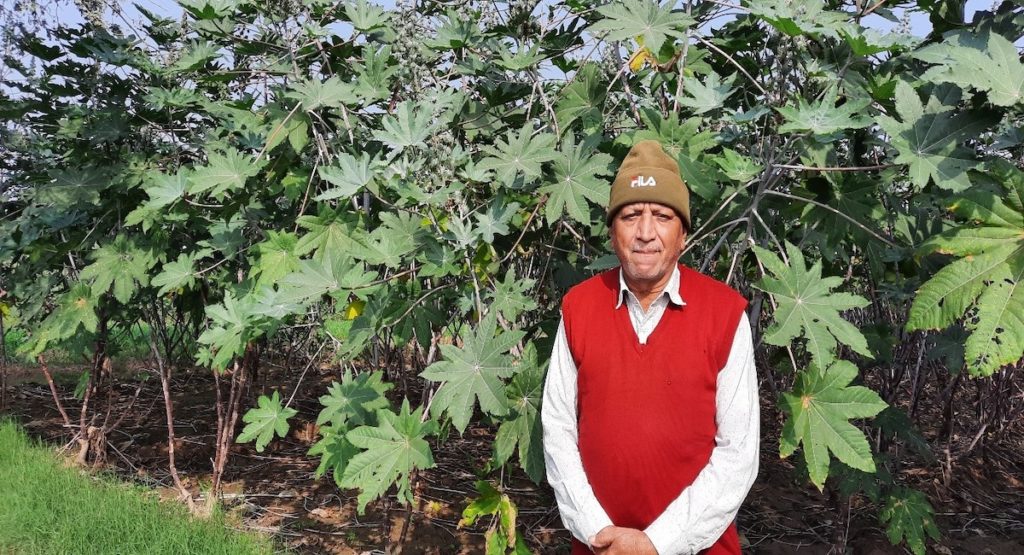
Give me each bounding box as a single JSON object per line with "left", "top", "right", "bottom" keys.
{"left": 542, "top": 140, "right": 759, "bottom": 555}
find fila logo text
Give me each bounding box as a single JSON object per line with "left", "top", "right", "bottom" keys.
{"left": 630, "top": 175, "right": 657, "bottom": 188}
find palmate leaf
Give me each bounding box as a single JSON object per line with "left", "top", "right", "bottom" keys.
{"left": 252, "top": 230, "right": 301, "bottom": 287}
{"left": 587, "top": 0, "right": 694, "bottom": 54}
{"left": 249, "top": 286, "right": 305, "bottom": 320}
{"left": 35, "top": 167, "right": 108, "bottom": 208}
{"left": 914, "top": 30, "right": 1024, "bottom": 107}
{"left": 678, "top": 72, "right": 736, "bottom": 115}
{"left": 477, "top": 125, "right": 557, "bottom": 189}
{"left": 295, "top": 205, "right": 361, "bottom": 259}
{"left": 278, "top": 253, "right": 364, "bottom": 304}
{"left": 753, "top": 242, "right": 872, "bottom": 367}
{"left": 537, "top": 137, "right": 613, "bottom": 225}
{"left": 878, "top": 82, "right": 997, "bottom": 192}
{"left": 316, "top": 152, "right": 377, "bottom": 201}
{"left": 285, "top": 76, "right": 356, "bottom": 111}
{"left": 372, "top": 100, "right": 436, "bottom": 154}
{"left": 907, "top": 160, "right": 1024, "bottom": 376}
{"left": 714, "top": 148, "right": 761, "bottom": 183}
{"left": 493, "top": 343, "right": 545, "bottom": 483}
{"left": 354, "top": 45, "right": 398, "bottom": 102}
{"left": 79, "top": 235, "right": 157, "bottom": 304}
{"left": 777, "top": 88, "right": 871, "bottom": 136}
{"left": 475, "top": 199, "right": 520, "bottom": 243}
{"left": 237, "top": 390, "right": 298, "bottom": 453}
{"left": 189, "top": 148, "right": 267, "bottom": 198}
{"left": 420, "top": 313, "right": 525, "bottom": 433}
{"left": 780, "top": 360, "right": 888, "bottom": 490}
{"left": 172, "top": 40, "right": 219, "bottom": 71}
{"left": 316, "top": 370, "right": 393, "bottom": 428}
{"left": 879, "top": 487, "right": 941, "bottom": 555}
{"left": 554, "top": 63, "right": 607, "bottom": 133}
{"left": 309, "top": 424, "right": 361, "bottom": 487}
{"left": 141, "top": 170, "right": 188, "bottom": 209}
{"left": 487, "top": 269, "right": 538, "bottom": 322}
{"left": 746, "top": 0, "right": 853, "bottom": 39}
{"left": 152, "top": 252, "right": 201, "bottom": 296}
{"left": 342, "top": 399, "right": 437, "bottom": 513}
{"left": 25, "top": 282, "right": 100, "bottom": 357}
{"left": 197, "top": 292, "right": 256, "bottom": 370}
{"left": 345, "top": 0, "right": 391, "bottom": 32}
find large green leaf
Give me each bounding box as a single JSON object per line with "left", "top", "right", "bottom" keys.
{"left": 879, "top": 487, "right": 941, "bottom": 555}
{"left": 587, "top": 0, "right": 694, "bottom": 53}
{"left": 141, "top": 171, "right": 188, "bottom": 209}
{"left": 197, "top": 293, "right": 257, "bottom": 370}
{"left": 420, "top": 313, "right": 525, "bottom": 433}
{"left": 295, "top": 205, "right": 361, "bottom": 259}
{"left": 537, "top": 137, "right": 613, "bottom": 225}
{"left": 477, "top": 125, "right": 557, "bottom": 189}
{"left": 753, "top": 242, "right": 872, "bottom": 367}
{"left": 678, "top": 72, "right": 736, "bottom": 115}
{"left": 493, "top": 343, "right": 545, "bottom": 483}
{"left": 188, "top": 148, "right": 267, "bottom": 198}
{"left": 152, "top": 252, "right": 201, "bottom": 296}
{"left": 237, "top": 390, "right": 298, "bottom": 453}
{"left": 777, "top": 89, "right": 871, "bottom": 136}
{"left": 308, "top": 424, "right": 361, "bottom": 488}
{"left": 780, "top": 360, "right": 888, "bottom": 490}
{"left": 316, "top": 152, "right": 378, "bottom": 201}
{"left": 554, "top": 63, "right": 607, "bottom": 133}
{"left": 345, "top": 0, "right": 391, "bottom": 31}
{"left": 372, "top": 100, "right": 436, "bottom": 153}
{"left": 286, "top": 77, "right": 356, "bottom": 111}
{"left": 279, "top": 254, "right": 373, "bottom": 304}
{"left": 79, "top": 235, "right": 157, "bottom": 304}
{"left": 878, "top": 82, "right": 997, "bottom": 191}
{"left": 316, "top": 370, "right": 393, "bottom": 428}
{"left": 342, "top": 399, "right": 437, "bottom": 513}
{"left": 253, "top": 231, "right": 301, "bottom": 287}
{"left": 914, "top": 30, "right": 1024, "bottom": 107}
{"left": 487, "top": 269, "right": 538, "bottom": 322}
{"left": 907, "top": 161, "right": 1024, "bottom": 376}
{"left": 746, "top": 0, "right": 853, "bottom": 38}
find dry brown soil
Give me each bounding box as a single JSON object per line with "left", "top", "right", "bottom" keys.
{"left": 1, "top": 361, "right": 1022, "bottom": 554}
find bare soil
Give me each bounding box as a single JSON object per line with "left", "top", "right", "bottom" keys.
{"left": 2, "top": 361, "right": 1022, "bottom": 554}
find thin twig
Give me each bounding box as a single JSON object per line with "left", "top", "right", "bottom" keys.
{"left": 762, "top": 190, "right": 897, "bottom": 247}
{"left": 776, "top": 163, "right": 894, "bottom": 172}
{"left": 695, "top": 36, "right": 767, "bottom": 96}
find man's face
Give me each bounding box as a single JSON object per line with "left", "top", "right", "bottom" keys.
{"left": 610, "top": 202, "right": 687, "bottom": 291}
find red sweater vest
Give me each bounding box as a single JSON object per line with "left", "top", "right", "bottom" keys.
{"left": 561, "top": 265, "right": 747, "bottom": 554}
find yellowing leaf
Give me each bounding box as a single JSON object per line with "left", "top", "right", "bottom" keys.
{"left": 344, "top": 299, "right": 366, "bottom": 320}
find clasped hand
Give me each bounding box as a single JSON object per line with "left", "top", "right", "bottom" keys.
{"left": 589, "top": 526, "right": 658, "bottom": 554}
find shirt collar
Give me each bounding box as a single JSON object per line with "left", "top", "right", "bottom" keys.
{"left": 615, "top": 265, "right": 686, "bottom": 309}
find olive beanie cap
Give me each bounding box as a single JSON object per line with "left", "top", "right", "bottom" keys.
{"left": 606, "top": 140, "right": 691, "bottom": 229}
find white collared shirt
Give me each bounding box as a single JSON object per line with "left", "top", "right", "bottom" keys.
{"left": 541, "top": 266, "right": 760, "bottom": 555}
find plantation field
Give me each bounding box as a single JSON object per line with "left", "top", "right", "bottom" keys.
{"left": 5, "top": 0, "right": 1024, "bottom": 553}
{"left": 3, "top": 362, "right": 1022, "bottom": 554}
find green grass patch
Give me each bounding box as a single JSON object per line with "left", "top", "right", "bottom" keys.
{"left": 0, "top": 420, "right": 277, "bottom": 555}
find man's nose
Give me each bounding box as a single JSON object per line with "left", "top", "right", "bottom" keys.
{"left": 635, "top": 212, "right": 656, "bottom": 241}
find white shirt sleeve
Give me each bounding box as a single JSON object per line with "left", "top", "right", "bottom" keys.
{"left": 643, "top": 311, "right": 761, "bottom": 554}
{"left": 541, "top": 317, "right": 614, "bottom": 546}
